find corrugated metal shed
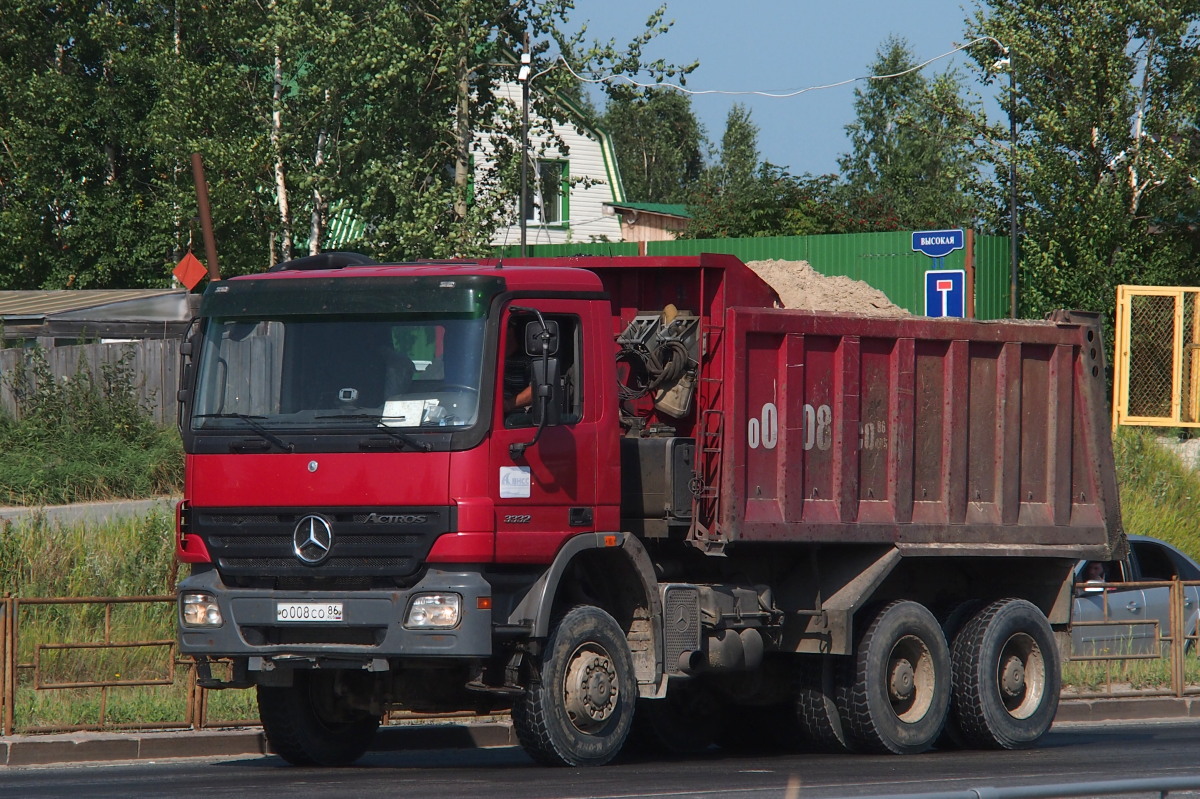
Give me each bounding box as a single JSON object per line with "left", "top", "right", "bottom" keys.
{"left": 0, "top": 289, "right": 193, "bottom": 340}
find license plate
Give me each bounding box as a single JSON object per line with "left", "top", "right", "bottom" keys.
{"left": 276, "top": 602, "right": 344, "bottom": 622}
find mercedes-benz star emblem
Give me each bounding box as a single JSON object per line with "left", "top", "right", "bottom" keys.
{"left": 293, "top": 515, "right": 333, "bottom": 565}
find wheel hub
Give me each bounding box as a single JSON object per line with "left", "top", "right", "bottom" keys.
{"left": 564, "top": 648, "right": 618, "bottom": 732}
{"left": 889, "top": 657, "right": 916, "bottom": 703}
{"left": 1001, "top": 654, "right": 1026, "bottom": 698}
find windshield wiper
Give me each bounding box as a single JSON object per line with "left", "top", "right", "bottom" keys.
{"left": 192, "top": 413, "right": 294, "bottom": 453}
{"left": 312, "top": 413, "right": 433, "bottom": 452}
{"left": 363, "top": 427, "right": 432, "bottom": 452}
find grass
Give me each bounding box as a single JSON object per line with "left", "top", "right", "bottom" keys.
{"left": 1062, "top": 656, "right": 1200, "bottom": 694}
{"left": 1111, "top": 426, "right": 1200, "bottom": 561}
{"left": 0, "top": 346, "right": 182, "bottom": 506}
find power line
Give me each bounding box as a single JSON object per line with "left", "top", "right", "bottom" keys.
{"left": 553, "top": 36, "right": 1007, "bottom": 99}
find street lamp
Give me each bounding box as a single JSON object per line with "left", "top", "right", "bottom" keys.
{"left": 518, "top": 47, "right": 531, "bottom": 257}
{"left": 993, "top": 51, "right": 1019, "bottom": 319}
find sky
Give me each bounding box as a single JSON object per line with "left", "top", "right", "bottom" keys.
{"left": 564, "top": 0, "right": 1003, "bottom": 178}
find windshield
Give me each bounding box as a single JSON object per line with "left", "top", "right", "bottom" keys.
{"left": 191, "top": 314, "right": 486, "bottom": 431}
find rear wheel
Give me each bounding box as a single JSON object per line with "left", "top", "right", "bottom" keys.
{"left": 512, "top": 605, "right": 637, "bottom": 766}
{"left": 837, "top": 600, "right": 950, "bottom": 754}
{"left": 949, "top": 598, "right": 1059, "bottom": 750}
{"left": 795, "top": 656, "right": 849, "bottom": 752}
{"left": 937, "top": 599, "right": 983, "bottom": 749}
{"left": 257, "top": 671, "right": 381, "bottom": 766}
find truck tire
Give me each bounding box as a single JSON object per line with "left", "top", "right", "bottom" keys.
{"left": 795, "top": 656, "right": 849, "bottom": 752}
{"left": 836, "top": 600, "right": 950, "bottom": 755}
{"left": 512, "top": 605, "right": 636, "bottom": 766}
{"left": 256, "top": 671, "right": 381, "bottom": 766}
{"left": 948, "top": 598, "right": 1060, "bottom": 750}
{"left": 936, "top": 599, "right": 983, "bottom": 750}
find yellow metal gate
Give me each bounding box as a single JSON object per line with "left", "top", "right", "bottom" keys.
{"left": 1113, "top": 285, "right": 1200, "bottom": 428}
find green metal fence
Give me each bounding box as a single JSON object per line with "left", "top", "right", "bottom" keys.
{"left": 498, "top": 231, "right": 1012, "bottom": 320}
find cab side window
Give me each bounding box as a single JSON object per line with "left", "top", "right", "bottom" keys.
{"left": 504, "top": 313, "right": 582, "bottom": 428}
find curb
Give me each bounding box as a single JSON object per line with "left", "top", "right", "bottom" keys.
{"left": 3, "top": 699, "right": 1198, "bottom": 768}
{"left": 1053, "top": 696, "right": 1200, "bottom": 724}
{"left": 0, "top": 721, "right": 518, "bottom": 768}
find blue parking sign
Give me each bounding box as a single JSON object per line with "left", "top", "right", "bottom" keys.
{"left": 925, "top": 270, "right": 966, "bottom": 318}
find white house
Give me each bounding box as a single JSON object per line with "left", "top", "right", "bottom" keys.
{"left": 482, "top": 82, "right": 625, "bottom": 248}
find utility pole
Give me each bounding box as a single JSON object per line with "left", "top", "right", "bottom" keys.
{"left": 518, "top": 35, "right": 531, "bottom": 257}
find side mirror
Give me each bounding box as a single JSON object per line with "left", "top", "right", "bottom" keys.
{"left": 524, "top": 319, "right": 559, "bottom": 356}
{"left": 529, "top": 357, "right": 562, "bottom": 428}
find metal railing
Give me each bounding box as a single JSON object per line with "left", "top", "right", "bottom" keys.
{"left": 3, "top": 581, "right": 1200, "bottom": 737}
{"left": 0, "top": 594, "right": 507, "bottom": 736}
{"left": 847, "top": 775, "right": 1200, "bottom": 799}
{"left": 1064, "top": 577, "right": 1200, "bottom": 700}
{"left": 0, "top": 595, "right": 213, "bottom": 735}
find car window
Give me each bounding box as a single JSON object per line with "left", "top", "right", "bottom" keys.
{"left": 1132, "top": 540, "right": 1180, "bottom": 581}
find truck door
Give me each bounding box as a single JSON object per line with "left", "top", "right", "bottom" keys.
{"left": 491, "top": 302, "right": 600, "bottom": 563}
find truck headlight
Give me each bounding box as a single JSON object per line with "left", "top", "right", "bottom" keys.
{"left": 181, "top": 592, "right": 224, "bottom": 627}
{"left": 405, "top": 593, "right": 461, "bottom": 629}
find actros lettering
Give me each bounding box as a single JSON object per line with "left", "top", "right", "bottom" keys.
{"left": 364, "top": 513, "right": 428, "bottom": 524}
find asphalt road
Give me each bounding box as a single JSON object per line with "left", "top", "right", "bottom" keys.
{"left": 4, "top": 721, "right": 1200, "bottom": 799}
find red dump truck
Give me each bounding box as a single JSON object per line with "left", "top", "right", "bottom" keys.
{"left": 174, "top": 253, "right": 1123, "bottom": 766}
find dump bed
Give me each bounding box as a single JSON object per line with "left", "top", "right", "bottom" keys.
{"left": 714, "top": 307, "right": 1122, "bottom": 559}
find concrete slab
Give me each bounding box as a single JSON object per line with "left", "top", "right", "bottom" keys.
{"left": 6, "top": 735, "right": 140, "bottom": 767}
{"left": 137, "top": 729, "right": 266, "bottom": 760}
{"left": 0, "top": 721, "right": 518, "bottom": 768}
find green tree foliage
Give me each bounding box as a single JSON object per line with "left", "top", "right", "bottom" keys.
{"left": 839, "top": 36, "right": 984, "bottom": 231}
{"left": 681, "top": 105, "right": 879, "bottom": 239}
{"left": 601, "top": 88, "right": 703, "bottom": 202}
{"left": 970, "top": 2, "right": 1200, "bottom": 318}
{"left": 684, "top": 104, "right": 798, "bottom": 238}
{"left": 0, "top": 1, "right": 683, "bottom": 286}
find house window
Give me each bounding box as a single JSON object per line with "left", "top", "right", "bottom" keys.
{"left": 525, "top": 159, "right": 568, "bottom": 225}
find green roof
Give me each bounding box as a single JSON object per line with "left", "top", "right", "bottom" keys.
{"left": 607, "top": 202, "right": 690, "bottom": 218}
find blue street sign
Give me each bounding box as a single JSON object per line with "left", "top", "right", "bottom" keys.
{"left": 912, "top": 229, "right": 965, "bottom": 258}
{"left": 925, "top": 270, "right": 966, "bottom": 318}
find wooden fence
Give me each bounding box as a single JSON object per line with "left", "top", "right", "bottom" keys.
{"left": 0, "top": 339, "right": 181, "bottom": 427}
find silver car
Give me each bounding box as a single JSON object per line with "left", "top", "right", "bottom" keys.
{"left": 1072, "top": 535, "right": 1200, "bottom": 656}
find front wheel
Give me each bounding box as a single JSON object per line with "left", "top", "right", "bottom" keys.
{"left": 949, "top": 598, "right": 1060, "bottom": 750}
{"left": 257, "top": 671, "right": 381, "bottom": 766}
{"left": 837, "top": 600, "right": 950, "bottom": 754}
{"left": 512, "top": 605, "right": 637, "bottom": 766}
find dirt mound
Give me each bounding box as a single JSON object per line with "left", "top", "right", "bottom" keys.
{"left": 746, "top": 259, "right": 909, "bottom": 317}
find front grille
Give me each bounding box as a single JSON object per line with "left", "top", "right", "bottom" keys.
{"left": 662, "top": 585, "right": 701, "bottom": 673}
{"left": 193, "top": 505, "right": 453, "bottom": 584}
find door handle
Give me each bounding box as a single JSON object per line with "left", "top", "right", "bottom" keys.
{"left": 1125, "top": 601, "right": 1141, "bottom": 612}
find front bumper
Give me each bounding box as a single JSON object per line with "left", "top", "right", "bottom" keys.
{"left": 177, "top": 567, "right": 493, "bottom": 665}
